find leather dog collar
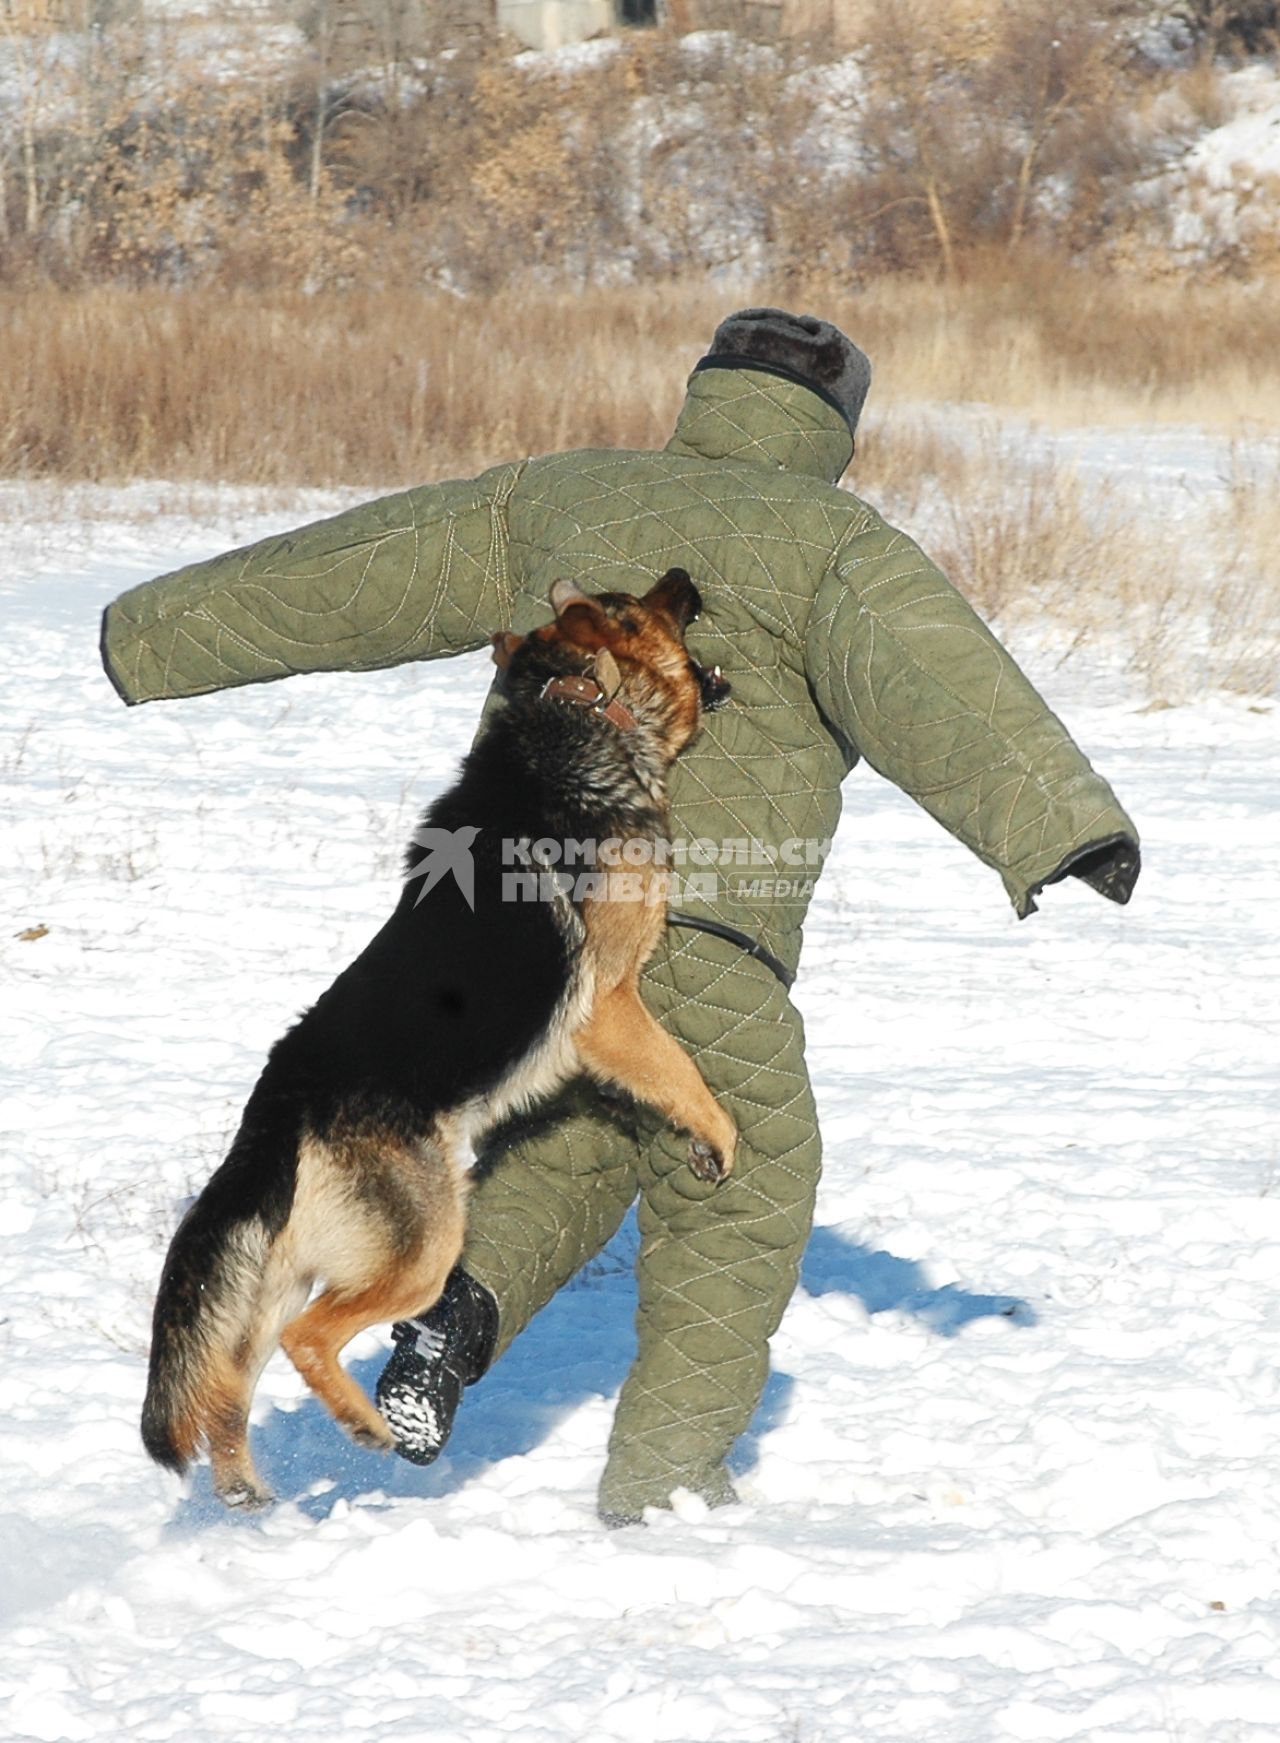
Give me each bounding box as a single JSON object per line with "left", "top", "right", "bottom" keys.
{"left": 539, "top": 673, "right": 638, "bottom": 733}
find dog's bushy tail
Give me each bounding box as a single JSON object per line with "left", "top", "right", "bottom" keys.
{"left": 141, "top": 1100, "right": 298, "bottom": 1475}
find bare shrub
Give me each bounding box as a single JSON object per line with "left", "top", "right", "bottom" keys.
{"left": 1171, "top": 50, "right": 1235, "bottom": 132}
{"left": 91, "top": 77, "right": 359, "bottom": 290}
{"left": 1168, "top": 0, "right": 1280, "bottom": 55}
{"left": 330, "top": 27, "right": 829, "bottom": 289}
{"left": 0, "top": 12, "right": 361, "bottom": 290}
{"left": 833, "top": 0, "right": 1142, "bottom": 279}
{"left": 1, "top": 0, "right": 1225, "bottom": 293}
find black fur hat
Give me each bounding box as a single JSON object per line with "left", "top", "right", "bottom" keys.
{"left": 697, "top": 308, "right": 872, "bottom": 438}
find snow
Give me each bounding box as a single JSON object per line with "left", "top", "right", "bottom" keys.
{"left": 516, "top": 36, "right": 625, "bottom": 77}
{"left": 1155, "top": 62, "right": 1280, "bottom": 262}
{"left": 1188, "top": 64, "right": 1280, "bottom": 187}
{"left": 2, "top": 426, "right": 1279, "bottom": 1742}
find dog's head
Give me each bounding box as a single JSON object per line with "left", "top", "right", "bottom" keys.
{"left": 492, "top": 569, "right": 730, "bottom": 759}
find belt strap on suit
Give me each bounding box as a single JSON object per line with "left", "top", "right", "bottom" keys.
{"left": 666, "top": 911, "right": 796, "bottom": 991}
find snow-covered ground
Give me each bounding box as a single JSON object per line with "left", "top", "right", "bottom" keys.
{"left": 2, "top": 426, "right": 1278, "bottom": 1742}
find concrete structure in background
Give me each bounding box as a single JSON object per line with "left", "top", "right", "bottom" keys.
{"left": 496, "top": 0, "right": 648, "bottom": 51}
{"left": 494, "top": 1, "right": 863, "bottom": 51}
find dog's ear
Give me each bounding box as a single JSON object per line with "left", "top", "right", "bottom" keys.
{"left": 594, "top": 647, "right": 622, "bottom": 697}
{"left": 549, "top": 578, "right": 594, "bottom": 617}
{"left": 491, "top": 631, "right": 523, "bottom": 669}
{"left": 547, "top": 579, "right": 607, "bottom": 650}
{"left": 555, "top": 605, "right": 606, "bottom": 649}
{"left": 645, "top": 567, "right": 702, "bottom": 629}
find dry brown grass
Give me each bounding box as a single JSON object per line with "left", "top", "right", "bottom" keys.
{"left": 0, "top": 286, "right": 697, "bottom": 484}
{"left": 837, "top": 260, "right": 1280, "bottom": 429}
{"left": 3, "top": 270, "right": 1280, "bottom": 487}
{"left": 858, "top": 424, "right": 1130, "bottom": 628}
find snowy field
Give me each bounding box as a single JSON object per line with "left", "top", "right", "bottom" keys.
{"left": 2, "top": 428, "right": 1279, "bottom": 1742}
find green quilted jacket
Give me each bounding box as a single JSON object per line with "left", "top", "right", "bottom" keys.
{"left": 101, "top": 366, "right": 1139, "bottom": 979}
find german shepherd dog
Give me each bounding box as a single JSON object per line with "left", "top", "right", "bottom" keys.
{"left": 142, "top": 568, "right": 735, "bottom": 1508}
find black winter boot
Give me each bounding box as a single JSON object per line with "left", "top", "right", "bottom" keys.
{"left": 376, "top": 1268, "right": 499, "bottom": 1466}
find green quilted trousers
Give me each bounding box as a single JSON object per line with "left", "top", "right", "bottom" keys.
{"left": 462, "top": 927, "right": 819, "bottom": 1521}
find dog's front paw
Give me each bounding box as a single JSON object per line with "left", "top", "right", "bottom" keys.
{"left": 688, "top": 1137, "right": 732, "bottom": 1185}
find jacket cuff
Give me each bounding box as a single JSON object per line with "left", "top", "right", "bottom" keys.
{"left": 1015, "top": 833, "right": 1141, "bottom": 919}
{"left": 100, "top": 602, "right": 140, "bottom": 706}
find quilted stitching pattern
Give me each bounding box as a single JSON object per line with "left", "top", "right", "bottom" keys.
{"left": 461, "top": 931, "right": 820, "bottom": 1517}
{"left": 667, "top": 367, "right": 853, "bottom": 485}
{"left": 462, "top": 1085, "right": 642, "bottom": 1362}
{"left": 600, "top": 931, "right": 820, "bottom": 1516}
{"left": 103, "top": 463, "right": 525, "bottom": 702}
{"left": 808, "top": 512, "right": 1139, "bottom": 913}
{"left": 104, "top": 387, "right": 1136, "bottom": 924}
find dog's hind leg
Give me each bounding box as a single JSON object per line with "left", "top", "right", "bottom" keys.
{"left": 280, "top": 1250, "right": 463, "bottom": 1451}
{"left": 575, "top": 985, "right": 738, "bottom": 1183}
{"left": 206, "top": 1261, "right": 313, "bottom": 1509}
{"left": 279, "top": 1129, "right": 469, "bottom": 1450}
{"left": 204, "top": 1361, "right": 276, "bottom": 1510}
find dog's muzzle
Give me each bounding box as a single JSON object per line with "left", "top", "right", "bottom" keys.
{"left": 693, "top": 661, "right": 731, "bottom": 712}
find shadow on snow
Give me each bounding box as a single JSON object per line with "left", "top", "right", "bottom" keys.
{"left": 165, "top": 1217, "right": 1034, "bottom": 1530}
